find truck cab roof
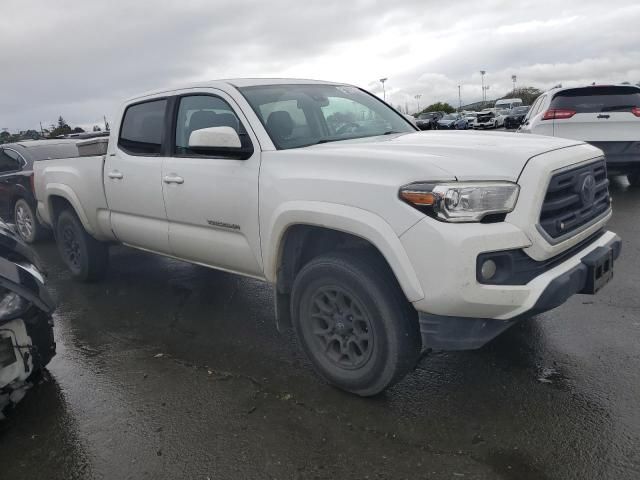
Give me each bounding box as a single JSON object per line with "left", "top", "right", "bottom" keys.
{"left": 126, "top": 78, "right": 345, "bottom": 103}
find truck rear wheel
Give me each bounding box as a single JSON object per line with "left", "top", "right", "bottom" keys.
{"left": 291, "top": 251, "right": 420, "bottom": 396}
{"left": 55, "top": 209, "right": 109, "bottom": 281}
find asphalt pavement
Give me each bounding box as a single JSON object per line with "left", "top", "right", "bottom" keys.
{"left": 0, "top": 177, "right": 638, "bottom": 480}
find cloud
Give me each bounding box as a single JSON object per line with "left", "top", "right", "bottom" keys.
{"left": 1, "top": 0, "right": 639, "bottom": 129}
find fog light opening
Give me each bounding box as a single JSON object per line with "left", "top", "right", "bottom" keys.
{"left": 481, "top": 259, "right": 497, "bottom": 281}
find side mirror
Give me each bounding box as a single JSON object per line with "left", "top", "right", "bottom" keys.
{"left": 187, "top": 126, "right": 253, "bottom": 160}
{"left": 189, "top": 126, "right": 241, "bottom": 149}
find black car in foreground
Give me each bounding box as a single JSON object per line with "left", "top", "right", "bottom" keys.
{"left": 504, "top": 106, "right": 530, "bottom": 129}
{"left": 0, "top": 139, "right": 80, "bottom": 243}
{"left": 415, "top": 112, "right": 443, "bottom": 130}
{"left": 0, "top": 219, "right": 56, "bottom": 414}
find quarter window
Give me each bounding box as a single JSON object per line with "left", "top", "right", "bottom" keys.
{"left": 118, "top": 99, "right": 167, "bottom": 155}
{"left": 533, "top": 95, "right": 547, "bottom": 116}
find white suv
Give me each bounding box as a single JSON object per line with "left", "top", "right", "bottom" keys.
{"left": 518, "top": 85, "right": 640, "bottom": 185}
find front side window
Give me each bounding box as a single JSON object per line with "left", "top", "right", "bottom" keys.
{"left": 0, "top": 149, "right": 23, "bottom": 173}
{"left": 118, "top": 99, "right": 167, "bottom": 155}
{"left": 174, "top": 95, "right": 250, "bottom": 156}
{"left": 239, "top": 84, "right": 415, "bottom": 149}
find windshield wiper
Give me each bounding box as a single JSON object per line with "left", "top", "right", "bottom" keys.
{"left": 309, "top": 131, "right": 403, "bottom": 147}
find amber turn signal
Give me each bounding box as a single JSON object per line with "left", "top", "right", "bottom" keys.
{"left": 399, "top": 190, "right": 436, "bottom": 206}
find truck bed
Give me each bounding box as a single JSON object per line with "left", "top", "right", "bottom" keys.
{"left": 33, "top": 154, "right": 114, "bottom": 241}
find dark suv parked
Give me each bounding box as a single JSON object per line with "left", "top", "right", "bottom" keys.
{"left": 0, "top": 140, "right": 80, "bottom": 243}
{"left": 415, "top": 112, "right": 443, "bottom": 130}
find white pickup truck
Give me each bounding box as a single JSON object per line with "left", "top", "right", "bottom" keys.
{"left": 34, "top": 79, "right": 620, "bottom": 396}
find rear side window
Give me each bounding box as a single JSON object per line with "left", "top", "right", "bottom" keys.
{"left": 119, "top": 99, "right": 167, "bottom": 155}
{"left": 0, "top": 149, "right": 23, "bottom": 173}
{"left": 550, "top": 86, "right": 640, "bottom": 113}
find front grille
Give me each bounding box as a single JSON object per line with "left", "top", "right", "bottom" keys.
{"left": 539, "top": 159, "right": 610, "bottom": 239}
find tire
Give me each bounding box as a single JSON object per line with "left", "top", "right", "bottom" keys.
{"left": 291, "top": 250, "right": 421, "bottom": 396}
{"left": 55, "top": 209, "right": 109, "bottom": 281}
{"left": 14, "top": 199, "right": 47, "bottom": 244}
{"left": 628, "top": 172, "right": 640, "bottom": 187}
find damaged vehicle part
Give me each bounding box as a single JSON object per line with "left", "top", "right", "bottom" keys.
{"left": 0, "top": 220, "right": 55, "bottom": 413}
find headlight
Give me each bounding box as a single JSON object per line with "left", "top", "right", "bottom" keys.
{"left": 0, "top": 287, "right": 29, "bottom": 320}
{"left": 399, "top": 181, "right": 520, "bottom": 222}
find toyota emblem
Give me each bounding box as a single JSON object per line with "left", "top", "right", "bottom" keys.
{"left": 580, "top": 174, "right": 596, "bottom": 206}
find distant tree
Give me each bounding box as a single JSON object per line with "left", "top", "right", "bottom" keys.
{"left": 49, "top": 115, "right": 72, "bottom": 137}
{"left": 49, "top": 125, "right": 72, "bottom": 137}
{"left": 72, "top": 127, "right": 85, "bottom": 133}
{"left": 23, "top": 129, "right": 40, "bottom": 140}
{"left": 499, "top": 86, "right": 543, "bottom": 106}
{"left": 0, "top": 130, "right": 10, "bottom": 144}
{"left": 326, "top": 111, "right": 357, "bottom": 130}
{"left": 92, "top": 125, "right": 102, "bottom": 132}
{"left": 421, "top": 102, "right": 456, "bottom": 114}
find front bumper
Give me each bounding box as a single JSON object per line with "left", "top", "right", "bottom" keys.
{"left": 411, "top": 232, "right": 620, "bottom": 351}
{"left": 400, "top": 212, "right": 619, "bottom": 320}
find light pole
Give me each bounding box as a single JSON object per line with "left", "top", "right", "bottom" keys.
{"left": 482, "top": 85, "right": 490, "bottom": 106}
{"left": 480, "top": 70, "right": 486, "bottom": 102}
{"left": 414, "top": 93, "right": 422, "bottom": 113}
{"left": 379, "top": 78, "right": 388, "bottom": 101}
{"left": 458, "top": 85, "right": 462, "bottom": 112}
{"left": 511, "top": 75, "right": 517, "bottom": 93}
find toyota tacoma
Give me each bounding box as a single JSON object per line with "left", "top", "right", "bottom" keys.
{"left": 33, "top": 79, "right": 620, "bottom": 396}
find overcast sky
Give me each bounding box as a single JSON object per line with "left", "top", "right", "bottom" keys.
{"left": 1, "top": 0, "right": 639, "bottom": 131}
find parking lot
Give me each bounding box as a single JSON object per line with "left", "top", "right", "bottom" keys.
{"left": 0, "top": 176, "right": 636, "bottom": 479}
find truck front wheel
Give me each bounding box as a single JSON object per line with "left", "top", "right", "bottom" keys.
{"left": 291, "top": 251, "right": 420, "bottom": 396}
{"left": 55, "top": 209, "right": 109, "bottom": 281}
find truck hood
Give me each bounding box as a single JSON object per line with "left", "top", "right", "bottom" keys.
{"left": 306, "top": 131, "right": 586, "bottom": 181}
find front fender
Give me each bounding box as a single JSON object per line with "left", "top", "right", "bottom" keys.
{"left": 263, "top": 201, "right": 425, "bottom": 302}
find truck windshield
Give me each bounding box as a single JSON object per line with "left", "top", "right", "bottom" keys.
{"left": 238, "top": 84, "right": 416, "bottom": 149}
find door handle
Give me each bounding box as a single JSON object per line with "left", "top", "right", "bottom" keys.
{"left": 108, "top": 170, "right": 123, "bottom": 179}
{"left": 163, "top": 174, "right": 184, "bottom": 184}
